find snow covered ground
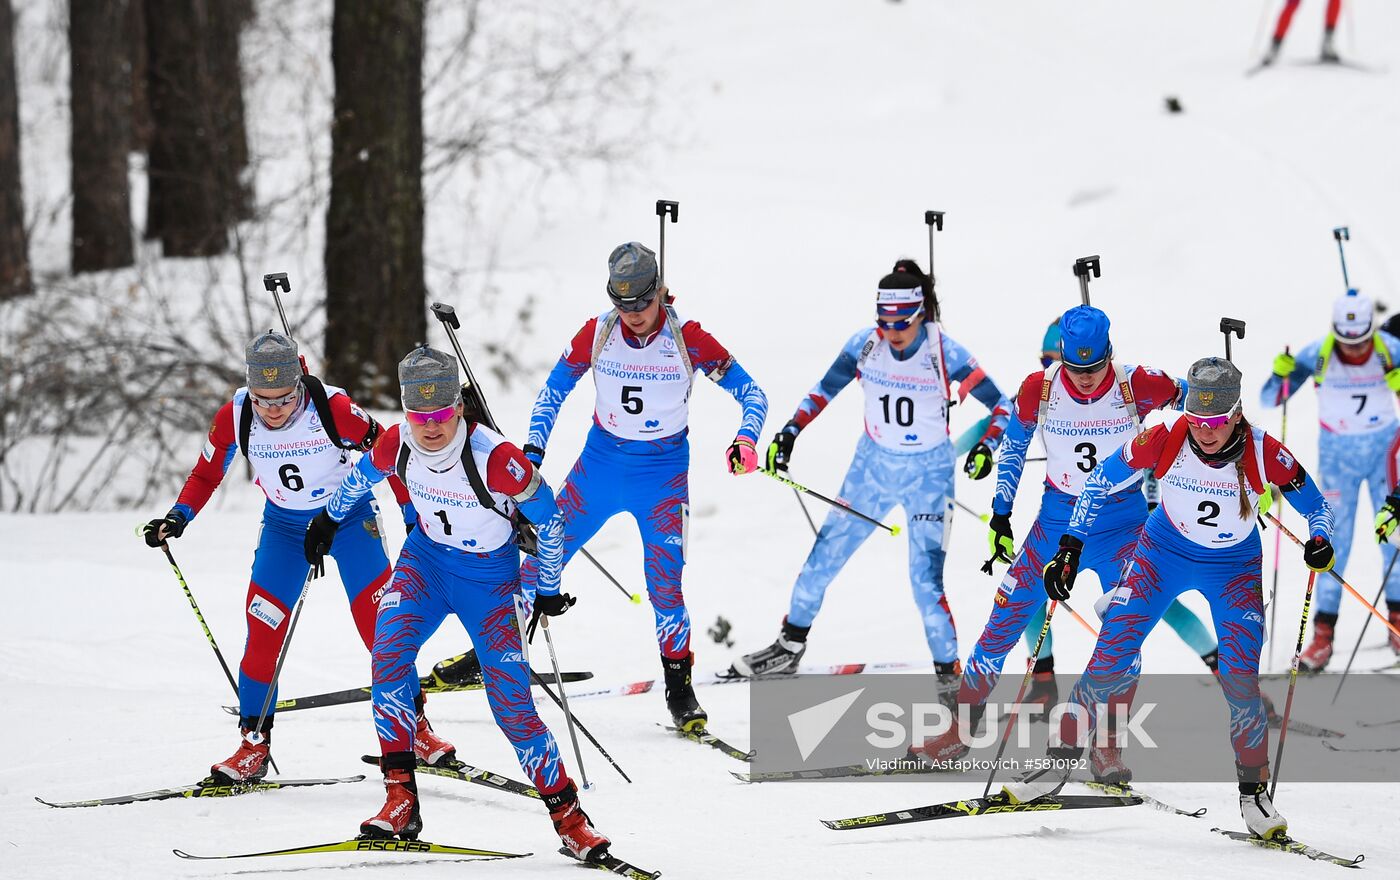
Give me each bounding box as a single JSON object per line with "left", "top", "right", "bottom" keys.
{"left": 4, "top": 1, "right": 1400, "bottom": 876}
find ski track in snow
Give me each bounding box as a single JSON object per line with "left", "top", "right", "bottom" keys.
{"left": 5, "top": 1, "right": 1400, "bottom": 877}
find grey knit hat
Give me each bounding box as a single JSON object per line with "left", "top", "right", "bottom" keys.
{"left": 398, "top": 346, "right": 460, "bottom": 410}
{"left": 607, "top": 241, "right": 659, "bottom": 303}
{"left": 1184, "top": 357, "right": 1242, "bottom": 416}
{"left": 245, "top": 331, "right": 301, "bottom": 389}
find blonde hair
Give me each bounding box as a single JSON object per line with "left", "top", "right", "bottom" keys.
{"left": 1233, "top": 416, "right": 1253, "bottom": 520}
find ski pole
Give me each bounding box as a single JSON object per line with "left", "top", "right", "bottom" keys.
{"left": 1220, "top": 317, "right": 1246, "bottom": 363}
{"left": 793, "top": 489, "right": 820, "bottom": 538}
{"left": 656, "top": 199, "right": 679, "bottom": 286}
{"left": 528, "top": 667, "right": 632, "bottom": 783}
{"left": 956, "top": 499, "right": 990, "bottom": 524}
{"left": 1333, "top": 227, "right": 1351, "bottom": 291}
{"left": 1073, "top": 256, "right": 1101, "bottom": 306}
{"left": 1265, "top": 513, "right": 1400, "bottom": 641}
{"left": 1331, "top": 552, "right": 1398, "bottom": 705}
{"left": 141, "top": 532, "right": 282, "bottom": 774}
{"left": 579, "top": 547, "right": 642, "bottom": 604}
{"left": 761, "top": 468, "right": 901, "bottom": 535}
{"left": 539, "top": 616, "right": 590, "bottom": 789}
{"left": 982, "top": 600, "right": 1057, "bottom": 797}
{"left": 249, "top": 570, "right": 314, "bottom": 749}
{"left": 1061, "top": 599, "right": 1100, "bottom": 637}
{"left": 1268, "top": 349, "right": 1290, "bottom": 669}
{"left": 1270, "top": 570, "right": 1317, "bottom": 801}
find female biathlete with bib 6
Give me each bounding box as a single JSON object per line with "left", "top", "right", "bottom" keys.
{"left": 520, "top": 241, "right": 768, "bottom": 731}
{"left": 730, "top": 261, "right": 1010, "bottom": 690}
{"left": 915, "top": 305, "right": 1219, "bottom": 784}
{"left": 306, "top": 346, "right": 611, "bottom": 861}
{"left": 141, "top": 331, "right": 452, "bottom": 784}
{"left": 1003, "top": 357, "right": 1334, "bottom": 841}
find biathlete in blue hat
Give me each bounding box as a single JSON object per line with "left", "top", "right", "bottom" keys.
{"left": 915, "top": 305, "right": 1216, "bottom": 783}
{"left": 1017, "top": 314, "right": 1224, "bottom": 722}
{"left": 729, "top": 260, "right": 1010, "bottom": 692}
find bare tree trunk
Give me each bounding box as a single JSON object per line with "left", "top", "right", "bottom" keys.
{"left": 325, "top": 0, "right": 425, "bottom": 405}
{"left": 144, "top": 0, "right": 248, "bottom": 256}
{"left": 126, "top": 0, "right": 151, "bottom": 154}
{"left": 0, "top": 0, "right": 30, "bottom": 299}
{"left": 71, "top": 0, "right": 134, "bottom": 273}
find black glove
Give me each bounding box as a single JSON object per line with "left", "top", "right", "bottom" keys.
{"left": 304, "top": 511, "right": 340, "bottom": 579}
{"left": 963, "top": 442, "right": 994, "bottom": 480}
{"left": 1303, "top": 535, "right": 1335, "bottom": 573}
{"left": 767, "top": 427, "right": 798, "bottom": 472}
{"left": 988, "top": 513, "right": 1015, "bottom": 564}
{"left": 1042, "top": 535, "right": 1084, "bottom": 601}
{"left": 142, "top": 510, "right": 188, "bottom": 548}
{"left": 527, "top": 591, "right": 578, "bottom": 641}
{"left": 523, "top": 443, "right": 546, "bottom": 467}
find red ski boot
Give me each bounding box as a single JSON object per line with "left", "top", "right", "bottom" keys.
{"left": 208, "top": 726, "right": 271, "bottom": 784}
{"left": 546, "top": 780, "right": 609, "bottom": 863}
{"left": 1389, "top": 610, "right": 1400, "bottom": 656}
{"left": 412, "top": 694, "right": 456, "bottom": 767}
{"left": 1299, "top": 617, "right": 1336, "bottom": 673}
{"left": 360, "top": 754, "right": 422, "bottom": 840}
{"left": 1090, "top": 731, "right": 1132, "bottom": 785}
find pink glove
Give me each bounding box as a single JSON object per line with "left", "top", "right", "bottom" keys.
{"left": 726, "top": 438, "right": 758, "bottom": 475}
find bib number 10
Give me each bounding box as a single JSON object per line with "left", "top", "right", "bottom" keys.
{"left": 879, "top": 394, "right": 914, "bottom": 427}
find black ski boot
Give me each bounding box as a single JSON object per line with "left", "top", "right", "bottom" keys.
{"left": 728, "top": 617, "right": 809, "bottom": 677}
{"left": 662, "top": 652, "right": 708, "bottom": 732}
{"left": 934, "top": 660, "right": 962, "bottom": 714}
{"left": 431, "top": 650, "right": 482, "bottom": 687}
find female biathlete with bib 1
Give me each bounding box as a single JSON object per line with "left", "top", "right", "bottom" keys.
{"left": 306, "top": 346, "right": 611, "bottom": 861}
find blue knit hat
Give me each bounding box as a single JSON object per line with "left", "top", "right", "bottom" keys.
{"left": 1058, "top": 305, "right": 1112, "bottom": 369}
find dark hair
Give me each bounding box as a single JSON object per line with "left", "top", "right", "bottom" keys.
{"left": 890, "top": 258, "right": 938, "bottom": 321}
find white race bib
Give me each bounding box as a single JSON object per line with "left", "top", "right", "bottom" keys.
{"left": 591, "top": 311, "right": 692, "bottom": 440}
{"left": 237, "top": 386, "right": 353, "bottom": 510}
{"left": 859, "top": 332, "right": 949, "bottom": 452}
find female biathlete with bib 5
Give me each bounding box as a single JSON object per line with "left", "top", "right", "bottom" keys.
{"left": 520, "top": 241, "right": 768, "bottom": 732}
{"left": 141, "top": 331, "right": 453, "bottom": 784}
{"left": 915, "top": 305, "right": 1219, "bottom": 784}
{"left": 1003, "top": 357, "right": 1335, "bottom": 841}
{"left": 305, "top": 346, "right": 611, "bottom": 861}
{"left": 730, "top": 261, "right": 1010, "bottom": 691}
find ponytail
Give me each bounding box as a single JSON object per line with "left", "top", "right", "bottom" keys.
{"left": 1233, "top": 416, "right": 1254, "bottom": 519}
{"left": 891, "top": 258, "right": 939, "bottom": 324}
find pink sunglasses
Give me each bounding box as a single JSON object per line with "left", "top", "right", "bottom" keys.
{"left": 406, "top": 405, "right": 456, "bottom": 426}
{"left": 1183, "top": 402, "right": 1240, "bottom": 430}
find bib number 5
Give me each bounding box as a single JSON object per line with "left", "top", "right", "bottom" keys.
{"left": 621, "top": 385, "right": 644, "bottom": 415}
